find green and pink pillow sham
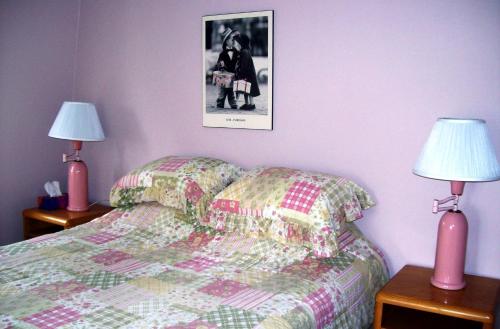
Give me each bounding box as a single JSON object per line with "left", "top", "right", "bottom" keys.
{"left": 202, "top": 166, "right": 374, "bottom": 258}
{"left": 109, "top": 156, "right": 243, "bottom": 219}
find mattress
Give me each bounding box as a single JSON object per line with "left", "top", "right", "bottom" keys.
{"left": 0, "top": 203, "right": 388, "bottom": 329}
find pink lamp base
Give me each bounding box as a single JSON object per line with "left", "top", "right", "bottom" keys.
{"left": 431, "top": 274, "right": 465, "bottom": 290}
{"left": 431, "top": 210, "right": 468, "bottom": 290}
{"left": 67, "top": 160, "right": 89, "bottom": 212}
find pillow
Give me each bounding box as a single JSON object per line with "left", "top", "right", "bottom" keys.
{"left": 109, "top": 156, "right": 243, "bottom": 219}
{"left": 202, "top": 166, "right": 374, "bottom": 258}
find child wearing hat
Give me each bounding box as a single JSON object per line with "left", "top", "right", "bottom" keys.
{"left": 233, "top": 34, "right": 260, "bottom": 110}
{"left": 215, "top": 28, "right": 238, "bottom": 109}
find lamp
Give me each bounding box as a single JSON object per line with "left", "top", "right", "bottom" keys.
{"left": 48, "top": 102, "right": 105, "bottom": 212}
{"left": 413, "top": 118, "right": 500, "bottom": 290}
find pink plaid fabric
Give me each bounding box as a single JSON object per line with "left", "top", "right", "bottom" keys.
{"left": 81, "top": 232, "right": 120, "bottom": 245}
{"left": 303, "top": 288, "right": 334, "bottom": 329}
{"left": 174, "top": 256, "right": 219, "bottom": 272}
{"left": 104, "top": 259, "right": 149, "bottom": 274}
{"left": 91, "top": 249, "right": 133, "bottom": 266}
{"left": 280, "top": 181, "right": 321, "bottom": 214}
{"left": 156, "top": 158, "right": 190, "bottom": 172}
{"left": 22, "top": 306, "right": 80, "bottom": 329}
{"left": 221, "top": 288, "right": 274, "bottom": 309}
{"left": 199, "top": 279, "right": 249, "bottom": 298}
{"left": 115, "top": 175, "right": 139, "bottom": 188}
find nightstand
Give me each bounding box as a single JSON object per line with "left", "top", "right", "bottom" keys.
{"left": 23, "top": 204, "right": 113, "bottom": 239}
{"left": 374, "top": 265, "right": 500, "bottom": 329}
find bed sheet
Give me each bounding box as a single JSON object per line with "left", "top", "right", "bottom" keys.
{"left": 0, "top": 203, "right": 388, "bottom": 329}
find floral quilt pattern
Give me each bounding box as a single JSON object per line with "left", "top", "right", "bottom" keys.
{"left": 0, "top": 203, "right": 387, "bottom": 329}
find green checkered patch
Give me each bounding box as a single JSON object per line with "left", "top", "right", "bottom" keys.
{"left": 202, "top": 305, "right": 265, "bottom": 329}
{"left": 320, "top": 252, "right": 355, "bottom": 271}
{"left": 0, "top": 241, "right": 37, "bottom": 256}
{"left": 77, "top": 271, "right": 129, "bottom": 289}
{"left": 84, "top": 306, "right": 139, "bottom": 328}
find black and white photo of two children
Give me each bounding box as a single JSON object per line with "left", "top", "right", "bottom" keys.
{"left": 203, "top": 12, "right": 272, "bottom": 116}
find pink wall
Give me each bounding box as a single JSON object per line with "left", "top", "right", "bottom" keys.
{"left": 0, "top": 0, "right": 79, "bottom": 244}
{"left": 73, "top": 0, "right": 499, "bottom": 278}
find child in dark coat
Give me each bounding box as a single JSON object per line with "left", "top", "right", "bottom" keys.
{"left": 215, "top": 28, "right": 238, "bottom": 109}
{"left": 234, "top": 34, "right": 260, "bottom": 110}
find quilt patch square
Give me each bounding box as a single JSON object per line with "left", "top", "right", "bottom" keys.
{"left": 128, "top": 277, "right": 174, "bottom": 295}
{"left": 280, "top": 181, "right": 321, "bottom": 214}
{"left": 154, "top": 270, "right": 199, "bottom": 286}
{"left": 31, "top": 280, "right": 90, "bottom": 301}
{"left": 174, "top": 256, "right": 220, "bottom": 272}
{"left": 320, "top": 252, "right": 355, "bottom": 273}
{"left": 0, "top": 295, "right": 55, "bottom": 319}
{"left": 168, "top": 232, "right": 214, "bottom": 251}
{"left": 201, "top": 305, "right": 264, "bottom": 329}
{"left": 144, "top": 247, "right": 192, "bottom": 264}
{"left": 302, "top": 287, "right": 334, "bottom": 328}
{"left": 251, "top": 293, "right": 301, "bottom": 317}
{"left": 81, "top": 232, "right": 120, "bottom": 245}
{"left": 84, "top": 306, "right": 139, "bottom": 328}
{"left": 1, "top": 241, "right": 37, "bottom": 256}
{"left": 168, "top": 289, "right": 222, "bottom": 313}
{"left": 281, "top": 257, "right": 333, "bottom": 280}
{"left": 104, "top": 258, "right": 149, "bottom": 274}
{"left": 22, "top": 305, "right": 80, "bottom": 329}
{"left": 211, "top": 199, "right": 240, "bottom": 214}
{"left": 221, "top": 287, "right": 274, "bottom": 310}
{"left": 115, "top": 174, "right": 140, "bottom": 188}
{"left": 199, "top": 279, "right": 249, "bottom": 298}
{"left": 91, "top": 249, "right": 133, "bottom": 266}
{"left": 185, "top": 180, "right": 204, "bottom": 204}
{"left": 92, "top": 284, "right": 155, "bottom": 310}
{"left": 156, "top": 158, "right": 190, "bottom": 172}
{"left": 77, "top": 270, "right": 129, "bottom": 289}
{"left": 255, "top": 273, "right": 319, "bottom": 299}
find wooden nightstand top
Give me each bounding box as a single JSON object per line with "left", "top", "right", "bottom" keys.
{"left": 23, "top": 204, "right": 113, "bottom": 228}
{"left": 377, "top": 265, "right": 500, "bottom": 325}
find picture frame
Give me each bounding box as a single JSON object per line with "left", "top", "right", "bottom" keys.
{"left": 202, "top": 10, "right": 274, "bottom": 130}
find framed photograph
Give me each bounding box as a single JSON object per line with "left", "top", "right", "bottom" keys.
{"left": 202, "top": 10, "right": 273, "bottom": 130}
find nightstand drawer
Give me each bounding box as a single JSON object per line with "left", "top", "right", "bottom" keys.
{"left": 381, "top": 304, "right": 483, "bottom": 329}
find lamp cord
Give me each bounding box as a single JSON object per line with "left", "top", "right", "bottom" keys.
{"left": 89, "top": 200, "right": 110, "bottom": 207}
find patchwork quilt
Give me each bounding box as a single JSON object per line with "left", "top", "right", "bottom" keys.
{"left": 0, "top": 203, "right": 388, "bottom": 329}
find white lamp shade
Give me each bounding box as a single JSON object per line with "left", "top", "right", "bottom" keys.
{"left": 413, "top": 118, "right": 500, "bottom": 182}
{"left": 48, "top": 102, "right": 105, "bottom": 141}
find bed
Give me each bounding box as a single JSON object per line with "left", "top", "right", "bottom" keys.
{"left": 0, "top": 157, "right": 388, "bottom": 329}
